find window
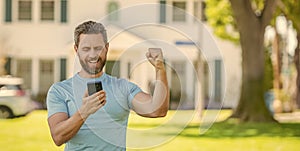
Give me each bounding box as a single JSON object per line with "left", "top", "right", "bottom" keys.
{"left": 18, "top": 0, "right": 32, "bottom": 21}
{"left": 107, "top": 1, "right": 119, "bottom": 21}
{"left": 39, "top": 60, "right": 54, "bottom": 93}
{"left": 6, "top": 0, "right": 67, "bottom": 23}
{"left": 160, "top": 0, "right": 166, "bottom": 23}
{"left": 41, "top": 1, "right": 55, "bottom": 21}
{"left": 172, "top": 1, "right": 186, "bottom": 22}
{"left": 16, "top": 59, "right": 32, "bottom": 89}
{"left": 40, "top": 60, "right": 53, "bottom": 73}
{"left": 170, "top": 61, "right": 186, "bottom": 108}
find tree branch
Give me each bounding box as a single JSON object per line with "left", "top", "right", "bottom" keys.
{"left": 229, "top": 0, "right": 256, "bottom": 21}
{"left": 262, "top": 0, "right": 278, "bottom": 28}
{"left": 229, "top": 0, "right": 259, "bottom": 31}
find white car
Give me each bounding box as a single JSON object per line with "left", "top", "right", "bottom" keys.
{"left": 0, "top": 75, "right": 34, "bottom": 119}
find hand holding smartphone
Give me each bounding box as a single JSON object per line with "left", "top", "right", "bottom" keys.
{"left": 87, "top": 81, "right": 103, "bottom": 96}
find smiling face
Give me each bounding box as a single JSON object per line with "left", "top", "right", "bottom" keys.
{"left": 75, "top": 33, "right": 109, "bottom": 77}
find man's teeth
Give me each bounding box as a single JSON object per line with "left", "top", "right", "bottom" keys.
{"left": 89, "top": 60, "right": 97, "bottom": 63}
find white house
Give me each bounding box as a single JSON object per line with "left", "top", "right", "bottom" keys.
{"left": 0, "top": 0, "right": 242, "bottom": 109}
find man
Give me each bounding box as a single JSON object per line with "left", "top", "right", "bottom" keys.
{"left": 47, "top": 21, "right": 169, "bottom": 150}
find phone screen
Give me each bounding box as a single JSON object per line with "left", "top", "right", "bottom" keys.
{"left": 87, "top": 81, "right": 102, "bottom": 96}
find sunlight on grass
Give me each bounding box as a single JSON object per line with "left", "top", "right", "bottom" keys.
{"left": 0, "top": 110, "right": 299, "bottom": 151}
{"left": 0, "top": 110, "right": 65, "bottom": 151}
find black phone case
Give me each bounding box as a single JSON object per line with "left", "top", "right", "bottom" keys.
{"left": 87, "top": 81, "right": 102, "bottom": 96}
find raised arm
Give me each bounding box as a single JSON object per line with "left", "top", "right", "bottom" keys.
{"left": 132, "top": 48, "right": 169, "bottom": 118}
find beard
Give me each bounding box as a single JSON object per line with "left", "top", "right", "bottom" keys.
{"left": 78, "top": 55, "right": 106, "bottom": 75}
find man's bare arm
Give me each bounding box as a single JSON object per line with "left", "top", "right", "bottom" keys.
{"left": 48, "top": 112, "right": 85, "bottom": 146}
{"left": 48, "top": 91, "right": 106, "bottom": 146}
{"left": 132, "top": 49, "right": 169, "bottom": 117}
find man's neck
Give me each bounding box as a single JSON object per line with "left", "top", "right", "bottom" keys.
{"left": 78, "top": 70, "right": 103, "bottom": 79}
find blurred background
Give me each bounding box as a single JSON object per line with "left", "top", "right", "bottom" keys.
{"left": 0, "top": 0, "right": 299, "bottom": 151}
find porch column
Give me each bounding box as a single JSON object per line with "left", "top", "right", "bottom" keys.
{"left": 32, "top": 58, "right": 39, "bottom": 95}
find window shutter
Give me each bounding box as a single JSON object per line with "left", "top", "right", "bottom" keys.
{"left": 60, "top": 58, "right": 67, "bottom": 81}
{"left": 214, "top": 60, "right": 222, "bottom": 102}
{"left": 5, "top": 57, "right": 11, "bottom": 74}
{"left": 159, "top": 0, "right": 166, "bottom": 23}
{"left": 60, "top": 0, "right": 67, "bottom": 23}
{"left": 5, "top": 0, "right": 12, "bottom": 22}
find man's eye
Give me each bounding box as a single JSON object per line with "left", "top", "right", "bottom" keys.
{"left": 95, "top": 47, "right": 103, "bottom": 51}
{"left": 82, "top": 48, "right": 90, "bottom": 51}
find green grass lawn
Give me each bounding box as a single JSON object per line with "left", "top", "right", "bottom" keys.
{"left": 0, "top": 110, "right": 300, "bottom": 151}
{"left": 0, "top": 110, "right": 64, "bottom": 151}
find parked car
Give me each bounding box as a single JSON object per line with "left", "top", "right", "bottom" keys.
{"left": 0, "top": 75, "right": 34, "bottom": 119}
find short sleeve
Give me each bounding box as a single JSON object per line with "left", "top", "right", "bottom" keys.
{"left": 46, "top": 84, "right": 68, "bottom": 118}
{"left": 125, "top": 81, "right": 142, "bottom": 109}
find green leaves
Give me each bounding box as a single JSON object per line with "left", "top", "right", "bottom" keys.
{"left": 281, "top": 0, "right": 300, "bottom": 31}
{"left": 206, "top": 0, "right": 239, "bottom": 43}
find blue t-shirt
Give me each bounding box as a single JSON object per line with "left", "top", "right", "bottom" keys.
{"left": 46, "top": 73, "right": 142, "bottom": 151}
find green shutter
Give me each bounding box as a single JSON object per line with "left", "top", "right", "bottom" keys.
{"left": 159, "top": 0, "right": 166, "bottom": 23}
{"left": 107, "top": 2, "right": 119, "bottom": 21}
{"left": 61, "top": 0, "right": 67, "bottom": 23}
{"left": 5, "top": 57, "right": 11, "bottom": 75}
{"left": 5, "top": 0, "right": 12, "bottom": 22}
{"left": 60, "top": 58, "right": 67, "bottom": 81}
{"left": 214, "top": 60, "right": 222, "bottom": 102}
{"left": 201, "top": 1, "right": 207, "bottom": 22}
{"left": 106, "top": 61, "right": 120, "bottom": 78}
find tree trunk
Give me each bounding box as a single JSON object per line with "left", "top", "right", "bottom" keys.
{"left": 272, "top": 26, "right": 283, "bottom": 90}
{"left": 229, "top": 0, "right": 277, "bottom": 122}
{"left": 232, "top": 24, "right": 275, "bottom": 122}
{"left": 294, "top": 33, "right": 300, "bottom": 108}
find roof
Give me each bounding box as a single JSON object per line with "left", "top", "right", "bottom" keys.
{"left": 106, "top": 24, "right": 156, "bottom": 51}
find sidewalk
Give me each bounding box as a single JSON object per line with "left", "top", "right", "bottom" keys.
{"left": 274, "top": 111, "right": 300, "bottom": 122}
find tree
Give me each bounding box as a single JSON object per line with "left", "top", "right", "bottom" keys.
{"left": 206, "top": 0, "right": 239, "bottom": 43}
{"left": 207, "top": 0, "right": 278, "bottom": 122}
{"left": 229, "top": 0, "right": 279, "bottom": 122}
{"left": 294, "top": 33, "right": 300, "bottom": 108}
{"left": 280, "top": 0, "right": 300, "bottom": 108}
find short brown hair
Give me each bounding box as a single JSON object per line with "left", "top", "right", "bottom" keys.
{"left": 74, "top": 21, "right": 107, "bottom": 47}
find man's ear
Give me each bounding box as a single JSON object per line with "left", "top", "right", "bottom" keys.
{"left": 105, "top": 43, "right": 109, "bottom": 50}
{"left": 74, "top": 45, "right": 78, "bottom": 52}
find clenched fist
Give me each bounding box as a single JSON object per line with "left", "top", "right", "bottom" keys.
{"left": 146, "top": 48, "right": 165, "bottom": 70}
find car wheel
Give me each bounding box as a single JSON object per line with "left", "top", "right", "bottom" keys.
{"left": 0, "top": 106, "right": 14, "bottom": 119}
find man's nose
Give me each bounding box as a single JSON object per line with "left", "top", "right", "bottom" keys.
{"left": 89, "top": 48, "right": 100, "bottom": 57}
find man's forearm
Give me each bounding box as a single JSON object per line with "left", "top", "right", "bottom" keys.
{"left": 152, "top": 67, "right": 169, "bottom": 116}
{"left": 49, "top": 111, "right": 86, "bottom": 146}
{"left": 49, "top": 91, "right": 106, "bottom": 146}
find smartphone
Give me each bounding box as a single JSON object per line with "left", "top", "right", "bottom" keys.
{"left": 87, "top": 81, "right": 103, "bottom": 96}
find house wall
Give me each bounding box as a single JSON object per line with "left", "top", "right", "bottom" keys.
{"left": 0, "top": 0, "right": 242, "bottom": 109}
